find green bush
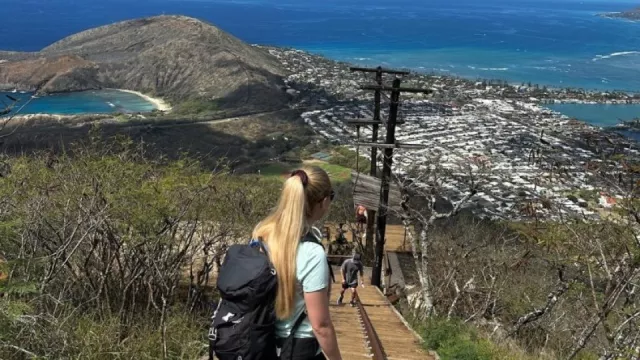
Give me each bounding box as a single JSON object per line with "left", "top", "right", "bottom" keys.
{"left": 329, "top": 146, "right": 370, "bottom": 173}
{"left": 406, "top": 314, "right": 593, "bottom": 360}
{"left": 418, "top": 318, "right": 492, "bottom": 360}
{"left": 0, "top": 300, "right": 205, "bottom": 360}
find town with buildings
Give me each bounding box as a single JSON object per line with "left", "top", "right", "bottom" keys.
{"left": 261, "top": 46, "right": 640, "bottom": 221}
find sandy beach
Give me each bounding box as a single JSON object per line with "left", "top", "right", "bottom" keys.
{"left": 117, "top": 89, "right": 172, "bottom": 112}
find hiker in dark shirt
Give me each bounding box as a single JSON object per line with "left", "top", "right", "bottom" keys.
{"left": 337, "top": 253, "right": 364, "bottom": 307}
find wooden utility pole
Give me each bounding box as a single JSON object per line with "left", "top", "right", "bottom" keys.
{"left": 348, "top": 67, "right": 409, "bottom": 255}
{"left": 349, "top": 66, "right": 409, "bottom": 175}
{"left": 372, "top": 78, "right": 401, "bottom": 288}
{"left": 349, "top": 76, "right": 431, "bottom": 288}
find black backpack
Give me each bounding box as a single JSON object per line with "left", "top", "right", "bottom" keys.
{"left": 208, "top": 232, "right": 334, "bottom": 360}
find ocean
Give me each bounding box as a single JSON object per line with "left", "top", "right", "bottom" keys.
{"left": 2, "top": 0, "right": 639, "bottom": 91}
{"left": 0, "top": 90, "right": 158, "bottom": 116}
{"left": 546, "top": 103, "right": 640, "bottom": 128}
{"left": 1, "top": 0, "right": 640, "bottom": 123}
{"left": 545, "top": 103, "right": 640, "bottom": 141}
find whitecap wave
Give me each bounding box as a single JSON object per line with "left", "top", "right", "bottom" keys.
{"left": 483, "top": 68, "right": 508, "bottom": 71}
{"left": 592, "top": 51, "right": 640, "bottom": 61}
{"left": 469, "top": 66, "right": 509, "bottom": 71}
{"left": 353, "top": 57, "right": 372, "bottom": 61}
{"left": 532, "top": 66, "right": 559, "bottom": 71}
{"left": 107, "top": 102, "right": 115, "bottom": 108}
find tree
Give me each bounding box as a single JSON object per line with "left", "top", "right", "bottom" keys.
{"left": 392, "top": 154, "right": 486, "bottom": 319}
{"left": 384, "top": 137, "right": 640, "bottom": 358}
{"left": 561, "top": 154, "right": 640, "bottom": 359}
{"left": 497, "top": 132, "right": 640, "bottom": 359}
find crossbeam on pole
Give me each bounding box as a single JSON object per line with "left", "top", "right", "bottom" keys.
{"left": 360, "top": 84, "right": 434, "bottom": 94}
{"left": 354, "top": 142, "right": 426, "bottom": 149}
{"left": 346, "top": 66, "right": 432, "bottom": 289}
{"left": 349, "top": 66, "right": 410, "bottom": 75}
{"left": 345, "top": 119, "right": 405, "bottom": 126}
{"left": 394, "top": 142, "right": 427, "bottom": 149}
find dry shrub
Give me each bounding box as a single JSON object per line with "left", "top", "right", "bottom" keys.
{"left": 0, "top": 132, "right": 282, "bottom": 359}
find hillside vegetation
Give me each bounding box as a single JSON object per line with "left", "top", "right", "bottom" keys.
{"left": 0, "top": 134, "right": 285, "bottom": 359}
{"left": 0, "top": 132, "right": 367, "bottom": 359}
{"left": 395, "top": 209, "right": 640, "bottom": 360}
{"left": 0, "top": 15, "right": 289, "bottom": 111}
{"left": 1, "top": 130, "right": 638, "bottom": 360}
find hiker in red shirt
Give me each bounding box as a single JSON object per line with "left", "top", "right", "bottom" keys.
{"left": 355, "top": 204, "right": 367, "bottom": 235}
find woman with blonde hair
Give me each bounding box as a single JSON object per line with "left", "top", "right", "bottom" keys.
{"left": 253, "top": 166, "right": 342, "bottom": 360}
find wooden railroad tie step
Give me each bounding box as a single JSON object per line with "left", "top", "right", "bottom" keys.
{"left": 329, "top": 281, "right": 435, "bottom": 360}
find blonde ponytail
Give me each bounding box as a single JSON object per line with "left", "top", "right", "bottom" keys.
{"left": 252, "top": 166, "right": 332, "bottom": 319}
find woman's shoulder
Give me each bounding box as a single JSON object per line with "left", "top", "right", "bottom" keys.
{"left": 298, "top": 241, "right": 326, "bottom": 258}
{"left": 296, "top": 241, "right": 329, "bottom": 288}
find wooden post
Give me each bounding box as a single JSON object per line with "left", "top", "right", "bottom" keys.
{"left": 366, "top": 68, "right": 382, "bottom": 256}
{"left": 372, "top": 78, "right": 401, "bottom": 288}
{"left": 371, "top": 67, "right": 382, "bottom": 176}
{"left": 348, "top": 66, "right": 408, "bottom": 257}
{"left": 346, "top": 67, "right": 431, "bottom": 289}
{"left": 382, "top": 252, "right": 393, "bottom": 295}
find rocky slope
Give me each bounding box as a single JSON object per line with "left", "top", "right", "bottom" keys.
{"left": 0, "top": 16, "right": 289, "bottom": 110}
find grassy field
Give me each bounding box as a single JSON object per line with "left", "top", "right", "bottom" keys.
{"left": 257, "top": 160, "right": 352, "bottom": 183}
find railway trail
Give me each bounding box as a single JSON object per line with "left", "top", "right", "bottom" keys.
{"left": 329, "top": 280, "right": 433, "bottom": 360}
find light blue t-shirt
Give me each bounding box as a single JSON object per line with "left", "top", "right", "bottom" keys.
{"left": 275, "top": 240, "right": 329, "bottom": 339}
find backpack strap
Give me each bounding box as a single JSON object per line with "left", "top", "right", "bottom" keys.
{"left": 208, "top": 301, "right": 223, "bottom": 360}
{"left": 278, "top": 229, "right": 331, "bottom": 359}
{"left": 282, "top": 309, "right": 309, "bottom": 360}
{"left": 289, "top": 310, "right": 308, "bottom": 336}
{"left": 252, "top": 233, "right": 333, "bottom": 283}
{"left": 249, "top": 237, "right": 269, "bottom": 254}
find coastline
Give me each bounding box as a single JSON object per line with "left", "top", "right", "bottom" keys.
{"left": 266, "top": 45, "right": 640, "bottom": 221}
{"left": 116, "top": 89, "right": 172, "bottom": 112}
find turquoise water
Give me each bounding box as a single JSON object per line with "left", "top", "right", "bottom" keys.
{"left": 0, "top": 90, "right": 158, "bottom": 116}
{"left": 546, "top": 103, "right": 640, "bottom": 127}
{"left": 545, "top": 103, "right": 640, "bottom": 141}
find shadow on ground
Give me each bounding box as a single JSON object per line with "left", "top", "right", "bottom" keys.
{"left": 0, "top": 109, "right": 313, "bottom": 171}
